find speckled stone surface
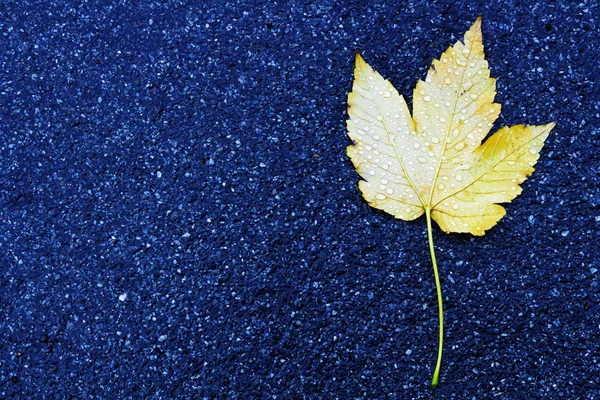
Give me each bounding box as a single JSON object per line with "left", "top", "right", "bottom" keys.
{"left": 0, "top": 0, "right": 598, "bottom": 398}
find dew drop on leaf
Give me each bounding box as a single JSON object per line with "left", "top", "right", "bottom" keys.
{"left": 454, "top": 142, "right": 465, "bottom": 151}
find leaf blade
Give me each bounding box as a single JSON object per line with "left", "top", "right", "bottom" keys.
{"left": 347, "top": 18, "right": 554, "bottom": 234}
{"left": 431, "top": 123, "right": 554, "bottom": 234}
{"left": 413, "top": 17, "right": 502, "bottom": 208}
{"left": 347, "top": 53, "right": 425, "bottom": 221}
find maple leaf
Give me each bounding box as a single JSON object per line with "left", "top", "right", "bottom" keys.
{"left": 346, "top": 17, "right": 554, "bottom": 386}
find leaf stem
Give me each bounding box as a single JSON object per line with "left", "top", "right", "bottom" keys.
{"left": 425, "top": 207, "right": 444, "bottom": 387}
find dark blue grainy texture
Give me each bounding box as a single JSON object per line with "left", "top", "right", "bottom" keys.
{"left": 0, "top": 0, "right": 598, "bottom": 398}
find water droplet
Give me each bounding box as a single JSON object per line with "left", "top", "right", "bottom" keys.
{"left": 455, "top": 174, "right": 463, "bottom": 182}
{"left": 405, "top": 207, "right": 412, "bottom": 213}
{"left": 470, "top": 93, "right": 478, "bottom": 100}
{"left": 444, "top": 78, "right": 451, "bottom": 85}
{"left": 511, "top": 186, "right": 516, "bottom": 191}
{"left": 529, "top": 148, "right": 537, "bottom": 154}
{"left": 452, "top": 204, "right": 459, "bottom": 210}
{"left": 386, "top": 188, "right": 394, "bottom": 194}
{"left": 452, "top": 129, "right": 459, "bottom": 137}
{"left": 394, "top": 113, "right": 400, "bottom": 119}
{"left": 376, "top": 115, "right": 383, "bottom": 121}
{"left": 477, "top": 70, "right": 483, "bottom": 75}
{"left": 384, "top": 91, "right": 391, "bottom": 98}
{"left": 454, "top": 142, "right": 465, "bottom": 151}
{"left": 413, "top": 143, "right": 421, "bottom": 149}
{"left": 379, "top": 185, "right": 386, "bottom": 190}
{"left": 438, "top": 184, "right": 445, "bottom": 190}
{"left": 431, "top": 137, "right": 439, "bottom": 144}
{"left": 445, "top": 102, "right": 451, "bottom": 107}
{"left": 382, "top": 164, "right": 389, "bottom": 170}
{"left": 443, "top": 202, "right": 449, "bottom": 207}
{"left": 358, "top": 130, "right": 365, "bottom": 135}
{"left": 376, "top": 194, "right": 386, "bottom": 200}
{"left": 381, "top": 179, "right": 388, "bottom": 184}
{"left": 442, "top": 58, "right": 448, "bottom": 63}
{"left": 418, "top": 157, "right": 427, "bottom": 163}
{"left": 423, "top": 95, "right": 431, "bottom": 102}
{"left": 467, "top": 133, "right": 475, "bottom": 140}
{"left": 507, "top": 160, "right": 515, "bottom": 166}
{"left": 369, "top": 170, "right": 375, "bottom": 176}
{"left": 439, "top": 117, "right": 446, "bottom": 123}
{"left": 366, "top": 145, "right": 372, "bottom": 150}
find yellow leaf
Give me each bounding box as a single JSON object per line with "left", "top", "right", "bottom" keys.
{"left": 348, "top": 17, "right": 554, "bottom": 234}
{"left": 346, "top": 17, "right": 554, "bottom": 386}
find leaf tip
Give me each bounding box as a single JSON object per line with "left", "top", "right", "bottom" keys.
{"left": 355, "top": 51, "right": 366, "bottom": 67}
{"left": 469, "top": 16, "right": 483, "bottom": 36}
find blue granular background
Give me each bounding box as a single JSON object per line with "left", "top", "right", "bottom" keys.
{"left": 1, "top": 1, "right": 598, "bottom": 398}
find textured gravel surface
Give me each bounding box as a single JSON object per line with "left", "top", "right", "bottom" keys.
{"left": 1, "top": 0, "right": 599, "bottom": 398}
